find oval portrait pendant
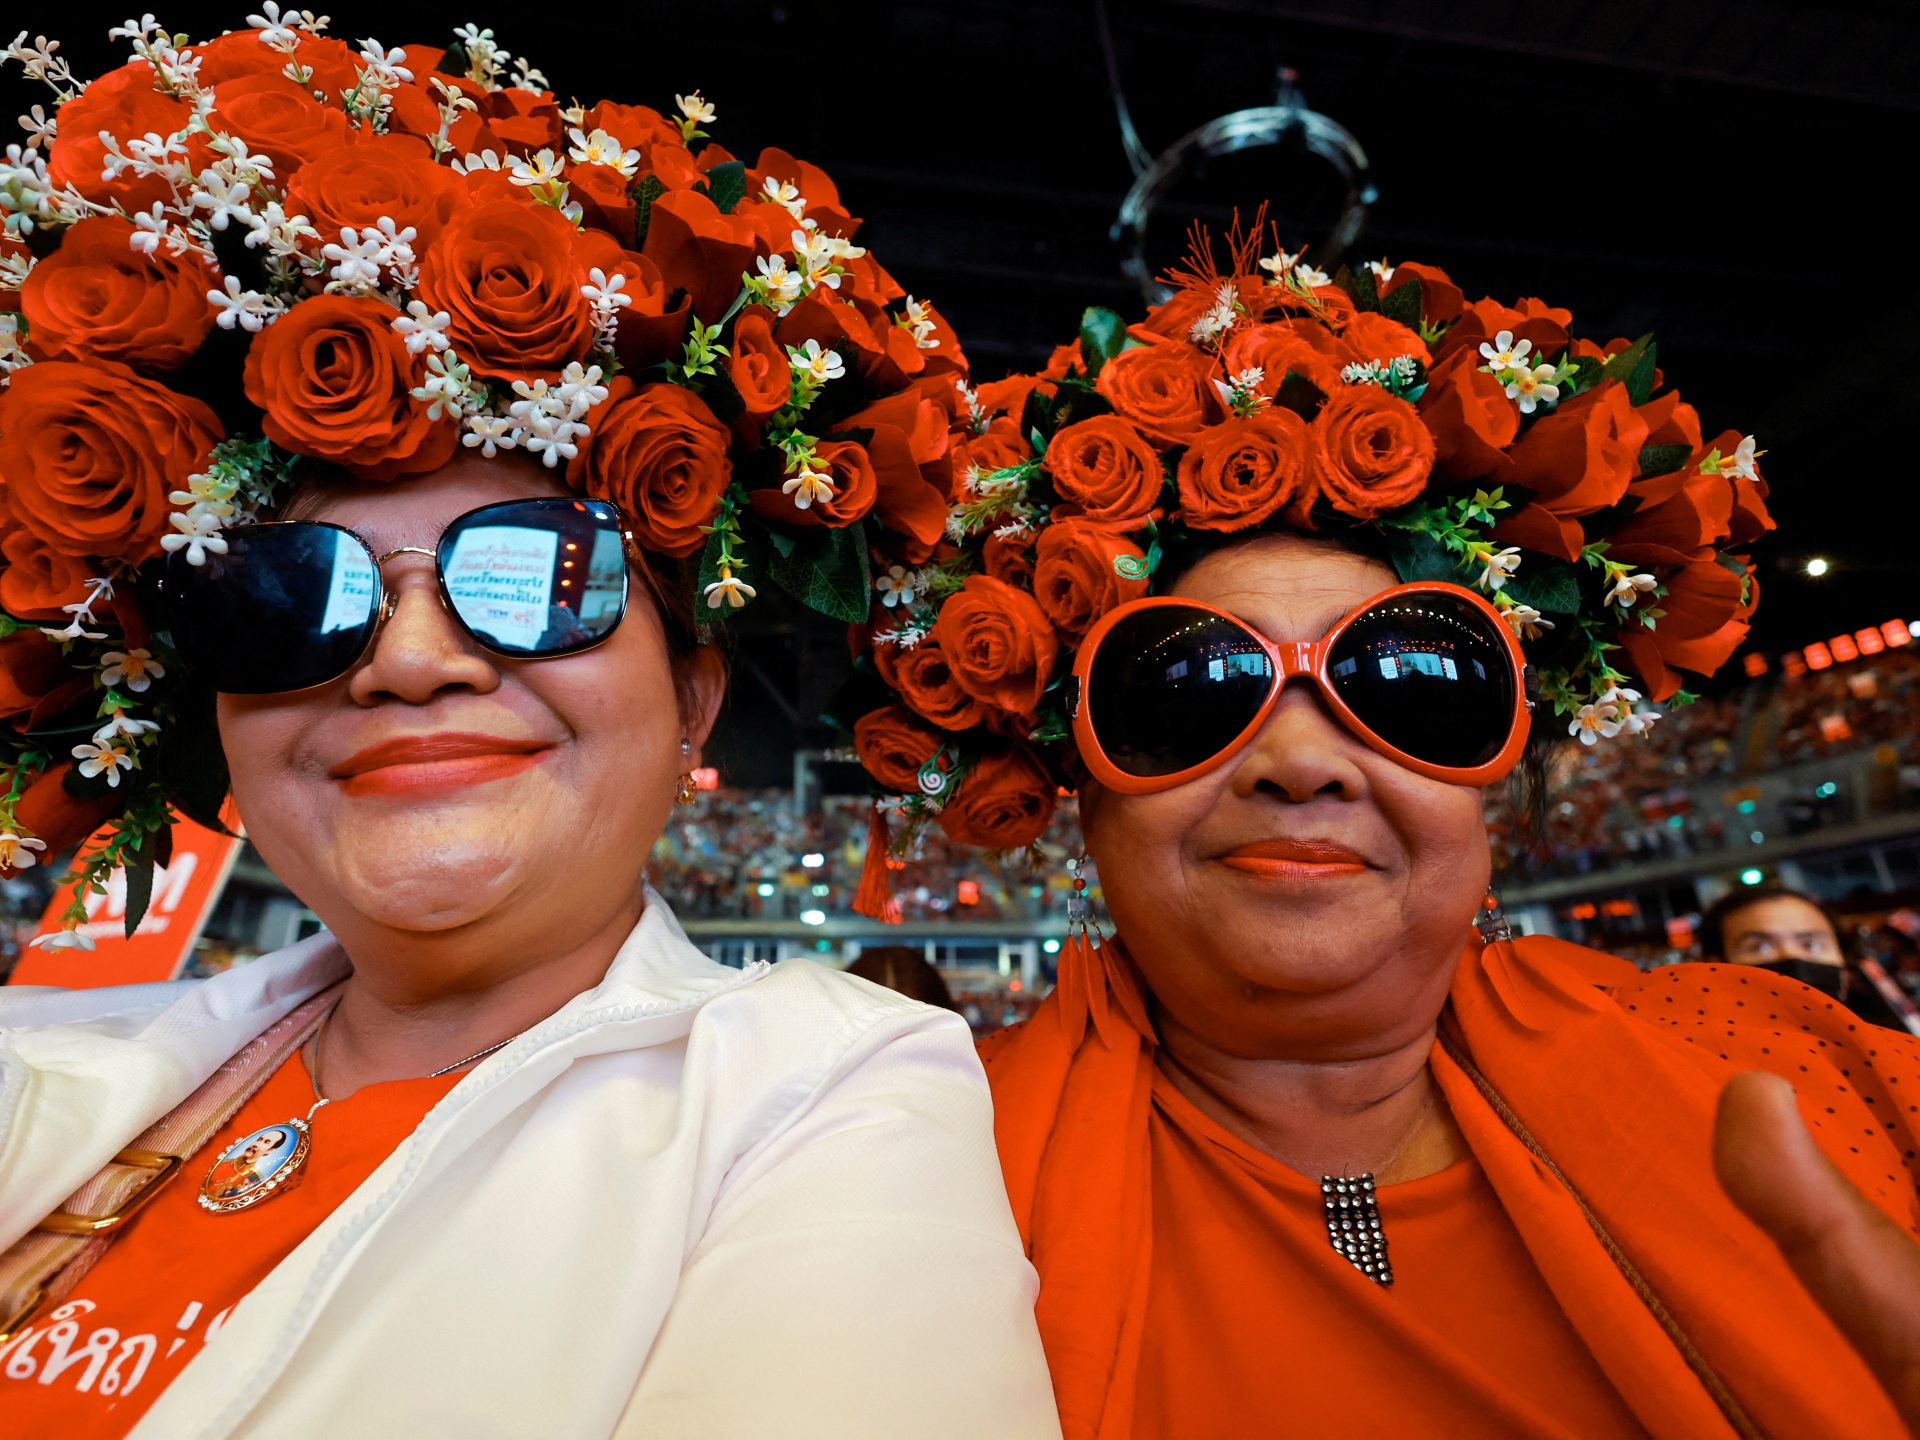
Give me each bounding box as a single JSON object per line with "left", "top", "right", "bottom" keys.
{"left": 198, "top": 1118, "right": 313, "bottom": 1214}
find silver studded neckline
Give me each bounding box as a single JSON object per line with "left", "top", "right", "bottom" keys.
{"left": 1322, "top": 1173, "right": 1393, "bottom": 1286}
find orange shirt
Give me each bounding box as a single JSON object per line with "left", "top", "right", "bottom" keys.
{"left": 1134, "top": 1073, "right": 1649, "bottom": 1439}
{"left": 0, "top": 1052, "right": 458, "bottom": 1438}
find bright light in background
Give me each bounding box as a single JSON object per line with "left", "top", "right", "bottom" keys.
{"left": 755, "top": 882, "right": 775, "bottom": 897}
{"left": 801, "top": 852, "right": 825, "bottom": 868}
{"left": 811, "top": 883, "right": 830, "bottom": 896}
{"left": 1805, "top": 557, "right": 1830, "bottom": 577}
{"left": 1740, "top": 868, "right": 1764, "bottom": 885}
{"left": 1043, "top": 938, "right": 1061, "bottom": 954}
{"left": 799, "top": 909, "right": 826, "bottom": 926}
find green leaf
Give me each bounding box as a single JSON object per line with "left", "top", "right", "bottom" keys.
{"left": 1078, "top": 306, "right": 1129, "bottom": 378}
{"left": 1379, "top": 275, "right": 1423, "bottom": 329}
{"left": 631, "top": 174, "right": 669, "bottom": 250}
{"left": 123, "top": 831, "right": 158, "bottom": 940}
{"left": 768, "top": 522, "right": 872, "bottom": 622}
{"left": 1599, "top": 334, "right": 1657, "bottom": 406}
{"left": 1502, "top": 557, "right": 1582, "bottom": 615}
{"left": 1636, "top": 443, "right": 1691, "bottom": 479}
{"left": 1564, "top": 355, "right": 1606, "bottom": 396}
{"left": 156, "top": 681, "right": 235, "bottom": 833}
{"left": 1334, "top": 263, "right": 1380, "bottom": 312}
{"left": 696, "top": 160, "right": 746, "bottom": 215}
{"left": 1273, "top": 370, "right": 1328, "bottom": 419}
{"left": 695, "top": 519, "right": 769, "bottom": 621}
{"left": 1385, "top": 528, "right": 1473, "bottom": 588}
{"left": 436, "top": 41, "right": 469, "bottom": 75}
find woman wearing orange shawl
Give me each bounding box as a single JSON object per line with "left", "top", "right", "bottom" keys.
{"left": 982, "top": 530, "right": 1920, "bottom": 1439}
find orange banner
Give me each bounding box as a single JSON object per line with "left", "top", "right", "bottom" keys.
{"left": 9, "top": 812, "right": 245, "bottom": 989}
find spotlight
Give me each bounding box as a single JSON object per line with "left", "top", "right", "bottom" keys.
{"left": 1805, "top": 557, "right": 1830, "bottom": 577}
{"left": 1740, "top": 868, "right": 1764, "bottom": 886}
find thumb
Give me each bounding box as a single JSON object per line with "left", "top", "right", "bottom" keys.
{"left": 1714, "top": 1070, "right": 1920, "bottom": 1434}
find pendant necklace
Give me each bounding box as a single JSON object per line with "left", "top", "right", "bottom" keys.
{"left": 1318, "top": 1100, "right": 1436, "bottom": 1288}
{"left": 197, "top": 1006, "right": 514, "bottom": 1215}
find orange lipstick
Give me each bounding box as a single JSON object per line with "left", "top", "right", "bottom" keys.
{"left": 328, "top": 733, "right": 552, "bottom": 798}
{"left": 1219, "top": 838, "right": 1369, "bottom": 880}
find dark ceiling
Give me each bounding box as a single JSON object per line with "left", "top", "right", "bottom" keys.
{"left": 8, "top": 1, "right": 1916, "bottom": 783}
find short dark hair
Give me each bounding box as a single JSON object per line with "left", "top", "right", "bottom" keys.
{"left": 846, "top": 946, "right": 960, "bottom": 1012}
{"left": 1698, "top": 882, "right": 1841, "bottom": 961}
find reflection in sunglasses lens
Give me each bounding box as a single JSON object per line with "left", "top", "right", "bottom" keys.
{"left": 1089, "top": 607, "right": 1276, "bottom": 777}
{"left": 1326, "top": 594, "right": 1515, "bottom": 768}
{"left": 439, "top": 499, "right": 627, "bottom": 655}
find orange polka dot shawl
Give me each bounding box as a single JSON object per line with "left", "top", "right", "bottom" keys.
{"left": 982, "top": 934, "right": 1920, "bottom": 1440}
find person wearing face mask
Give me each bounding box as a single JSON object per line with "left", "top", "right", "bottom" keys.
{"left": 0, "top": 22, "right": 1058, "bottom": 1439}
{"left": 844, "top": 249, "right": 1920, "bottom": 1439}
{"left": 1698, "top": 884, "right": 1915, "bottom": 1032}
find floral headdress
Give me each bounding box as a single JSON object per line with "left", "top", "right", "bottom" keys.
{"left": 838, "top": 217, "right": 1772, "bottom": 914}
{"left": 0, "top": 11, "right": 969, "bottom": 945}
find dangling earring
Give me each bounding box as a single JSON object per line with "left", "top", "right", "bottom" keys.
{"left": 1476, "top": 889, "right": 1514, "bottom": 944}
{"left": 675, "top": 739, "right": 698, "bottom": 806}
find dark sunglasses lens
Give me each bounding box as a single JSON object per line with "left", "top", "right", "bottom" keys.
{"left": 1326, "top": 593, "right": 1516, "bottom": 769}
{"left": 166, "top": 525, "right": 379, "bottom": 694}
{"left": 1087, "top": 606, "right": 1276, "bottom": 778}
{"left": 438, "top": 499, "right": 627, "bottom": 655}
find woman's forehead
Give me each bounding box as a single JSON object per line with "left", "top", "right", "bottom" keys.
{"left": 1169, "top": 536, "right": 1398, "bottom": 641}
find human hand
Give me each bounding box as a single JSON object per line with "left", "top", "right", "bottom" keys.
{"left": 1714, "top": 1070, "right": 1920, "bottom": 1434}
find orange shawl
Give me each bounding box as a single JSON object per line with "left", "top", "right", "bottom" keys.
{"left": 981, "top": 933, "right": 1920, "bottom": 1440}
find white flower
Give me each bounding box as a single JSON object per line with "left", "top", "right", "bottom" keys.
{"left": 761, "top": 174, "right": 805, "bottom": 218}
{"left": 781, "top": 468, "right": 836, "bottom": 509}
{"left": 1188, "top": 282, "right": 1239, "bottom": 345}
{"left": 246, "top": 3, "right": 328, "bottom": 47}
{"left": 1500, "top": 602, "right": 1554, "bottom": 640}
{"left": 1477, "top": 546, "right": 1523, "bottom": 592}
{"left": 356, "top": 40, "right": 412, "bottom": 89}
{"left": 1367, "top": 257, "right": 1395, "bottom": 283}
{"left": 897, "top": 295, "right": 939, "bottom": 349}
{"left": 1294, "top": 260, "right": 1330, "bottom": 287}
{"left": 207, "top": 275, "right": 285, "bottom": 332}
{"left": 581, "top": 267, "right": 632, "bottom": 311}
{"left": 72, "top": 739, "right": 135, "bottom": 786}
{"left": 29, "top": 927, "right": 94, "bottom": 952}
{"left": 392, "top": 300, "right": 451, "bottom": 354}
{"left": 94, "top": 714, "right": 160, "bottom": 742}
{"left": 322, "top": 218, "right": 417, "bottom": 291}
{"left": 1503, "top": 362, "right": 1560, "bottom": 414}
{"left": 505, "top": 148, "right": 564, "bottom": 189}
{"left": 0, "top": 831, "right": 47, "bottom": 870}
{"left": 1478, "top": 330, "right": 1532, "bottom": 372}
{"left": 567, "top": 127, "right": 640, "bottom": 178}
{"left": 791, "top": 228, "right": 843, "bottom": 290}
{"left": 752, "top": 252, "right": 803, "bottom": 311}
{"left": 675, "top": 91, "right": 716, "bottom": 127}
{"left": 193, "top": 170, "right": 258, "bottom": 231}
{"left": 704, "top": 571, "right": 755, "bottom": 609}
{"left": 1604, "top": 570, "right": 1658, "bottom": 608}
{"left": 462, "top": 413, "right": 518, "bottom": 457}
{"left": 159, "top": 510, "right": 230, "bottom": 565}
{"left": 874, "top": 565, "right": 920, "bottom": 608}
{"left": 1568, "top": 703, "right": 1622, "bottom": 746}
{"left": 100, "top": 647, "right": 164, "bottom": 693}
{"left": 1728, "top": 434, "right": 1762, "bottom": 481}
{"left": 789, "top": 338, "right": 845, "bottom": 384}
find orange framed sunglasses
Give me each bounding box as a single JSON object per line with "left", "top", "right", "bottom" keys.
{"left": 1069, "top": 581, "right": 1534, "bottom": 794}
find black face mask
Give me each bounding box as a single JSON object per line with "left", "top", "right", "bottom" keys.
{"left": 1756, "top": 958, "right": 1848, "bottom": 1000}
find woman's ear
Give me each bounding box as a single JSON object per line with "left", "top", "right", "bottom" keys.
{"left": 678, "top": 646, "right": 727, "bottom": 757}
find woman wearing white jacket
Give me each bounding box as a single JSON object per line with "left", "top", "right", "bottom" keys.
{"left": 0, "top": 25, "right": 1059, "bottom": 1414}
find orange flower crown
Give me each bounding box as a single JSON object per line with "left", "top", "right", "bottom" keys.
{"left": 837, "top": 219, "right": 1774, "bottom": 887}
{"left": 0, "top": 14, "right": 970, "bottom": 944}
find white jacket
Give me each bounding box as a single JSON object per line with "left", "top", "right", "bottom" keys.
{"left": 0, "top": 897, "right": 1061, "bottom": 1439}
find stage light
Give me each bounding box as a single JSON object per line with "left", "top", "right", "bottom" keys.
{"left": 1805, "top": 557, "right": 1830, "bottom": 577}
{"left": 801, "top": 852, "right": 825, "bottom": 868}
{"left": 1740, "top": 868, "right": 1764, "bottom": 885}
{"left": 756, "top": 882, "right": 775, "bottom": 897}
{"left": 1043, "top": 938, "right": 1061, "bottom": 954}
{"left": 1804, "top": 642, "right": 1834, "bottom": 671}
{"left": 799, "top": 909, "right": 826, "bottom": 926}
{"left": 1830, "top": 634, "right": 1859, "bottom": 664}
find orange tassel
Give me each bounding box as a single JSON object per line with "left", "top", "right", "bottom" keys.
{"left": 852, "top": 804, "right": 902, "bottom": 924}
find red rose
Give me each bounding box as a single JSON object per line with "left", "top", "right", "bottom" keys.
{"left": 1220, "top": 320, "right": 1346, "bottom": 398}
{"left": 207, "top": 73, "right": 350, "bottom": 182}
{"left": 283, "top": 134, "right": 468, "bottom": 252}
{"left": 932, "top": 575, "right": 1059, "bottom": 713}
{"left": 1616, "top": 559, "right": 1752, "bottom": 700}
{"left": 414, "top": 200, "right": 596, "bottom": 384}
{"left": 477, "top": 87, "right": 564, "bottom": 155}
{"left": 1605, "top": 469, "right": 1735, "bottom": 568}
{"left": 727, "top": 307, "right": 792, "bottom": 420}
{"left": 0, "top": 528, "right": 96, "bottom": 620}
{"left": 1637, "top": 391, "right": 1704, "bottom": 452}
{"left": 953, "top": 417, "right": 1030, "bottom": 484}
{"left": 569, "top": 379, "right": 731, "bottom": 557}
{"left": 45, "top": 64, "right": 191, "bottom": 211}
{"left": 568, "top": 162, "right": 638, "bottom": 242}
{"left": 242, "top": 293, "right": 455, "bottom": 481}
{"left": 1339, "top": 312, "right": 1431, "bottom": 369}
{"left": 20, "top": 215, "right": 215, "bottom": 372}
{"left": 1043, "top": 415, "right": 1164, "bottom": 529}
{"left": 1436, "top": 296, "right": 1572, "bottom": 367}
{"left": 0, "top": 629, "right": 91, "bottom": 729}
{"left": 836, "top": 392, "right": 952, "bottom": 560}
{"left": 747, "top": 438, "right": 878, "bottom": 529}
{"left": 641, "top": 189, "right": 763, "bottom": 323}
{"left": 191, "top": 29, "right": 360, "bottom": 95}
{"left": 583, "top": 101, "right": 682, "bottom": 151}
{"left": 982, "top": 533, "right": 1036, "bottom": 591}
{"left": 1033, "top": 519, "right": 1149, "bottom": 642}
{"left": 937, "top": 743, "right": 1057, "bottom": 850}
{"left": 874, "top": 633, "right": 985, "bottom": 731}
{"left": 1176, "top": 409, "right": 1312, "bottom": 532}
{"left": 1417, "top": 349, "right": 1518, "bottom": 482}
{"left": 1491, "top": 383, "right": 1650, "bottom": 561}
{"left": 1379, "top": 262, "right": 1465, "bottom": 327}
{"left": 0, "top": 360, "right": 220, "bottom": 562}
{"left": 1307, "top": 386, "right": 1435, "bottom": 520}
{"left": 1094, "top": 341, "right": 1213, "bottom": 446}
{"left": 853, "top": 705, "right": 945, "bottom": 792}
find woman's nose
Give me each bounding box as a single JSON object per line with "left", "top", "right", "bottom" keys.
{"left": 347, "top": 562, "right": 501, "bottom": 705}
{"left": 1231, "top": 684, "right": 1369, "bottom": 803}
